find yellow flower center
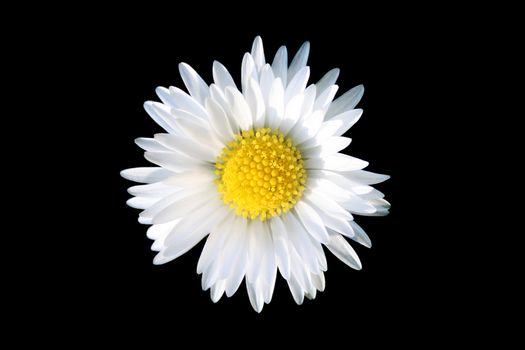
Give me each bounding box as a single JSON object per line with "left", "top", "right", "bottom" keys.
{"left": 215, "top": 127, "right": 306, "bottom": 221}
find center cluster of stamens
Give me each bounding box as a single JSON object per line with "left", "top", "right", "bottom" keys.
{"left": 215, "top": 128, "right": 306, "bottom": 221}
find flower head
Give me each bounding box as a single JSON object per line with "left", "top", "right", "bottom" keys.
{"left": 122, "top": 36, "right": 390, "bottom": 312}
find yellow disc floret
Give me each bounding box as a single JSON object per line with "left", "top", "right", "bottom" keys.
{"left": 215, "top": 128, "right": 306, "bottom": 221}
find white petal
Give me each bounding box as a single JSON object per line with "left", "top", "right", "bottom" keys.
{"left": 241, "top": 53, "right": 258, "bottom": 94}
{"left": 343, "top": 170, "right": 390, "bottom": 185}
{"left": 144, "top": 151, "right": 205, "bottom": 172}
{"left": 313, "top": 85, "right": 338, "bottom": 112}
{"left": 266, "top": 78, "right": 285, "bottom": 128}
{"left": 245, "top": 79, "right": 265, "bottom": 128}
{"left": 171, "top": 116, "right": 223, "bottom": 150}
{"left": 311, "top": 272, "right": 325, "bottom": 292}
{"left": 147, "top": 220, "right": 179, "bottom": 241}
{"left": 310, "top": 177, "right": 353, "bottom": 202}
{"left": 168, "top": 86, "right": 209, "bottom": 121}
{"left": 209, "top": 84, "right": 239, "bottom": 132}
{"left": 309, "top": 169, "right": 373, "bottom": 195}
{"left": 288, "top": 41, "right": 310, "bottom": 82}
{"left": 303, "top": 190, "right": 353, "bottom": 221}
{"left": 258, "top": 64, "right": 275, "bottom": 105}
{"left": 315, "top": 68, "right": 340, "bottom": 96}
{"left": 300, "top": 119, "right": 343, "bottom": 149}
{"left": 161, "top": 170, "right": 215, "bottom": 188}
{"left": 339, "top": 195, "right": 377, "bottom": 215}
{"left": 301, "top": 137, "right": 351, "bottom": 158}
{"left": 326, "top": 84, "right": 364, "bottom": 119}
{"left": 279, "top": 93, "right": 304, "bottom": 135}
{"left": 285, "top": 66, "right": 310, "bottom": 103}
{"left": 287, "top": 274, "right": 304, "bottom": 305}
{"left": 205, "top": 98, "right": 235, "bottom": 144}
{"left": 212, "top": 61, "right": 237, "bottom": 91}
{"left": 140, "top": 185, "right": 213, "bottom": 222}
{"left": 197, "top": 213, "right": 235, "bottom": 274}
{"left": 143, "top": 101, "right": 177, "bottom": 134}
{"left": 293, "top": 201, "right": 329, "bottom": 243}
{"left": 330, "top": 109, "right": 363, "bottom": 136}
{"left": 159, "top": 200, "right": 229, "bottom": 262}
{"left": 292, "top": 110, "right": 324, "bottom": 145}
{"left": 271, "top": 46, "right": 288, "bottom": 86}
{"left": 246, "top": 220, "right": 265, "bottom": 282}
{"left": 135, "top": 137, "right": 171, "bottom": 153}
{"left": 282, "top": 212, "right": 320, "bottom": 273}
{"left": 219, "top": 216, "right": 246, "bottom": 280}
{"left": 150, "top": 189, "right": 217, "bottom": 224}
{"left": 155, "top": 134, "right": 217, "bottom": 163}
{"left": 307, "top": 199, "right": 355, "bottom": 238}
{"left": 259, "top": 222, "right": 277, "bottom": 298}
{"left": 126, "top": 196, "right": 159, "bottom": 210}
{"left": 179, "top": 62, "right": 209, "bottom": 105}
{"left": 210, "top": 279, "right": 226, "bottom": 303}
{"left": 349, "top": 221, "right": 372, "bottom": 248}
{"left": 269, "top": 216, "right": 291, "bottom": 279}
{"left": 246, "top": 280, "right": 264, "bottom": 313}
{"left": 251, "top": 36, "right": 265, "bottom": 72}
{"left": 121, "top": 167, "right": 172, "bottom": 183}
{"left": 325, "top": 234, "right": 362, "bottom": 270}
{"left": 225, "top": 218, "right": 249, "bottom": 297}
{"left": 225, "top": 87, "right": 253, "bottom": 130}
{"left": 128, "top": 182, "right": 177, "bottom": 197}
{"left": 304, "top": 154, "right": 368, "bottom": 172}
{"left": 300, "top": 85, "right": 317, "bottom": 117}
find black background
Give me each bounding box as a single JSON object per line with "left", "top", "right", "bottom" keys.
{"left": 15, "top": 5, "right": 476, "bottom": 344}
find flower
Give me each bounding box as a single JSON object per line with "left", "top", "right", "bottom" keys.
{"left": 121, "top": 36, "right": 390, "bottom": 312}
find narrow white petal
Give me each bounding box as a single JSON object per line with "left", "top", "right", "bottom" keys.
{"left": 197, "top": 214, "right": 234, "bottom": 274}
{"left": 315, "top": 68, "right": 340, "bottom": 96}
{"left": 309, "top": 169, "right": 374, "bottom": 195}
{"left": 279, "top": 93, "right": 304, "bottom": 135}
{"left": 210, "top": 279, "right": 226, "bottom": 303}
{"left": 325, "top": 234, "right": 362, "bottom": 270}
{"left": 251, "top": 36, "right": 265, "bottom": 72}
{"left": 161, "top": 170, "right": 215, "bottom": 188}
{"left": 285, "top": 66, "right": 310, "bottom": 103}
{"left": 212, "top": 61, "right": 237, "bottom": 91}
{"left": 245, "top": 78, "right": 265, "bottom": 128}
{"left": 300, "top": 119, "right": 343, "bottom": 149}
{"left": 330, "top": 109, "right": 363, "bottom": 136}
{"left": 301, "top": 137, "right": 351, "bottom": 158}
{"left": 209, "top": 84, "right": 239, "bottom": 132}
{"left": 287, "top": 274, "right": 304, "bottom": 305}
{"left": 155, "top": 134, "right": 217, "bottom": 163}
{"left": 304, "top": 154, "right": 368, "bottom": 171}
{"left": 259, "top": 222, "right": 276, "bottom": 295}
{"left": 266, "top": 78, "right": 285, "bottom": 128}
{"left": 270, "top": 216, "right": 291, "bottom": 279}
{"left": 343, "top": 170, "right": 390, "bottom": 185}
{"left": 135, "top": 137, "right": 171, "bottom": 153}
{"left": 143, "top": 101, "right": 177, "bottom": 134}
{"left": 171, "top": 117, "right": 223, "bottom": 151}
{"left": 246, "top": 280, "right": 264, "bottom": 312}
{"left": 225, "top": 218, "right": 248, "bottom": 297}
{"left": 303, "top": 190, "right": 353, "bottom": 221}
{"left": 288, "top": 41, "right": 310, "bottom": 82}
{"left": 282, "top": 212, "right": 321, "bottom": 273}
{"left": 147, "top": 220, "right": 179, "bottom": 241}
{"left": 179, "top": 62, "right": 209, "bottom": 105}
{"left": 292, "top": 110, "right": 325, "bottom": 145}
{"left": 121, "top": 167, "right": 172, "bottom": 183}
{"left": 326, "top": 84, "right": 364, "bottom": 119}
{"left": 128, "top": 182, "right": 177, "bottom": 197}
{"left": 300, "top": 85, "right": 317, "bottom": 117}
{"left": 144, "top": 151, "right": 205, "bottom": 172}
{"left": 311, "top": 272, "right": 326, "bottom": 292}
{"left": 168, "top": 87, "right": 209, "bottom": 121}
{"left": 241, "top": 53, "right": 258, "bottom": 94}
{"left": 349, "top": 221, "right": 372, "bottom": 248}
{"left": 313, "top": 85, "right": 338, "bottom": 112}
{"left": 126, "top": 196, "right": 159, "bottom": 210}
{"left": 246, "top": 220, "right": 265, "bottom": 281}
{"left": 259, "top": 64, "right": 275, "bottom": 105}
{"left": 205, "top": 98, "right": 235, "bottom": 144}
{"left": 293, "top": 201, "right": 329, "bottom": 243}
{"left": 271, "top": 46, "right": 288, "bottom": 86}
{"left": 151, "top": 189, "right": 217, "bottom": 224}
{"left": 226, "top": 87, "right": 253, "bottom": 130}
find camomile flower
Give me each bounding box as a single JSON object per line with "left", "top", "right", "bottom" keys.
{"left": 121, "top": 36, "right": 390, "bottom": 312}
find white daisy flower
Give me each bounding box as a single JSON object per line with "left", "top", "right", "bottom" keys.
{"left": 121, "top": 36, "right": 390, "bottom": 312}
